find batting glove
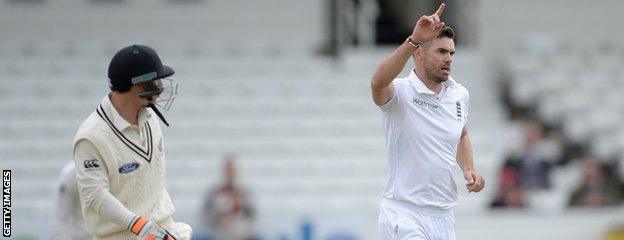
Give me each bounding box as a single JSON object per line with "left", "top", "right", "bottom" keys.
{"left": 129, "top": 216, "right": 177, "bottom": 240}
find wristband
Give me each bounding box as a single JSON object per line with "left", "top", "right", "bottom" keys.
{"left": 406, "top": 37, "right": 421, "bottom": 49}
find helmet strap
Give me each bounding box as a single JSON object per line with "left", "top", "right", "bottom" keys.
{"left": 148, "top": 103, "right": 170, "bottom": 127}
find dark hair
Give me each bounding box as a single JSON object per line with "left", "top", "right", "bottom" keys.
{"left": 111, "top": 82, "right": 133, "bottom": 93}
{"left": 419, "top": 27, "right": 455, "bottom": 51}
{"left": 437, "top": 26, "right": 455, "bottom": 40}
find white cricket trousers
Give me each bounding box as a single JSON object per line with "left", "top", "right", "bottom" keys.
{"left": 378, "top": 203, "right": 456, "bottom": 240}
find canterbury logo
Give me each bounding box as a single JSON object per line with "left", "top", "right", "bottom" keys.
{"left": 84, "top": 159, "right": 100, "bottom": 169}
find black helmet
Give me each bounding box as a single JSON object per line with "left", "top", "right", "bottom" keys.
{"left": 108, "top": 44, "right": 174, "bottom": 92}
{"left": 108, "top": 45, "right": 178, "bottom": 126}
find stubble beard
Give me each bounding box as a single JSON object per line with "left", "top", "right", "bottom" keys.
{"left": 424, "top": 64, "right": 449, "bottom": 83}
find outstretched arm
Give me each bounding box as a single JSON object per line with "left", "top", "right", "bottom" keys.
{"left": 457, "top": 126, "right": 485, "bottom": 193}
{"left": 371, "top": 3, "right": 446, "bottom": 106}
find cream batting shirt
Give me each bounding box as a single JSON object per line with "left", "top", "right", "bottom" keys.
{"left": 380, "top": 70, "right": 469, "bottom": 214}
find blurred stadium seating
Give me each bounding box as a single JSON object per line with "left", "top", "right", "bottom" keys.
{"left": 502, "top": 36, "right": 624, "bottom": 161}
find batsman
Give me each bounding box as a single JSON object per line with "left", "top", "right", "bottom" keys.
{"left": 73, "top": 44, "right": 192, "bottom": 240}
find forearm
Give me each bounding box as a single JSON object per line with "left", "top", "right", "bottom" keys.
{"left": 371, "top": 40, "right": 416, "bottom": 90}
{"left": 457, "top": 133, "right": 474, "bottom": 172}
{"left": 371, "top": 2, "right": 446, "bottom": 106}
{"left": 372, "top": 2, "right": 445, "bottom": 91}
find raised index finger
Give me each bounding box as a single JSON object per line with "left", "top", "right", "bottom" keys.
{"left": 434, "top": 3, "right": 445, "bottom": 17}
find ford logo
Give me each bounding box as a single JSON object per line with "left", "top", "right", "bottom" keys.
{"left": 118, "top": 162, "right": 140, "bottom": 174}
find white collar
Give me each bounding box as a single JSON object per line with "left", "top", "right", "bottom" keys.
{"left": 100, "top": 93, "right": 152, "bottom": 131}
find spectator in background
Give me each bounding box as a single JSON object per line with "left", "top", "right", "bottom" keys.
{"left": 504, "top": 120, "right": 554, "bottom": 190}
{"left": 201, "top": 153, "right": 255, "bottom": 240}
{"left": 489, "top": 163, "right": 525, "bottom": 208}
{"left": 568, "top": 156, "right": 624, "bottom": 207}
{"left": 52, "top": 162, "right": 91, "bottom": 240}
{"left": 490, "top": 120, "right": 566, "bottom": 209}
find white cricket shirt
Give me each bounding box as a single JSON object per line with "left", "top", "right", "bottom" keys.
{"left": 379, "top": 70, "right": 469, "bottom": 214}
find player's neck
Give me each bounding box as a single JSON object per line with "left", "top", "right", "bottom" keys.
{"left": 413, "top": 68, "right": 443, "bottom": 94}
{"left": 109, "top": 92, "right": 141, "bottom": 126}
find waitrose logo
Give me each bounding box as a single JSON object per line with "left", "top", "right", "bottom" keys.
{"left": 412, "top": 97, "right": 439, "bottom": 110}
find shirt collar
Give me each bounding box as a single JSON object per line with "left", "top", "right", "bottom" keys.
{"left": 408, "top": 69, "right": 458, "bottom": 95}
{"left": 100, "top": 94, "right": 152, "bottom": 131}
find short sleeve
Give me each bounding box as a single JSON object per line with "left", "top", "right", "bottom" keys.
{"left": 379, "top": 79, "right": 405, "bottom": 111}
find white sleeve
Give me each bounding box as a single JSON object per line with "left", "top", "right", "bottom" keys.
{"left": 379, "top": 80, "right": 402, "bottom": 111}
{"left": 74, "top": 140, "right": 137, "bottom": 230}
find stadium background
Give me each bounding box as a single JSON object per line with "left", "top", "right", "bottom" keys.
{"left": 1, "top": 0, "right": 624, "bottom": 239}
